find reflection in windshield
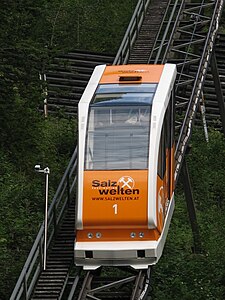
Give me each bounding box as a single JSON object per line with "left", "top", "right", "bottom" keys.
{"left": 85, "top": 106, "right": 151, "bottom": 170}
{"left": 93, "top": 93, "right": 154, "bottom": 106}
{"left": 96, "top": 83, "right": 157, "bottom": 94}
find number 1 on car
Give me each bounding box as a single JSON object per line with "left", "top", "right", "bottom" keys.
{"left": 113, "top": 204, "right": 118, "bottom": 215}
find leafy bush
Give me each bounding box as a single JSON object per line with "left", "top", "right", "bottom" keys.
{"left": 0, "top": 115, "right": 76, "bottom": 298}
{"left": 152, "top": 129, "right": 225, "bottom": 299}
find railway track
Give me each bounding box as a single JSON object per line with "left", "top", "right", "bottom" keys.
{"left": 10, "top": 0, "right": 225, "bottom": 299}
{"left": 71, "top": 267, "right": 151, "bottom": 300}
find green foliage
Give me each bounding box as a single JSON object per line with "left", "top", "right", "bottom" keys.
{"left": 34, "top": 117, "right": 77, "bottom": 188}
{"left": 1, "top": 1, "right": 224, "bottom": 299}
{"left": 152, "top": 129, "right": 225, "bottom": 299}
{"left": 0, "top": 115, "right": 76, "bottom": 298}
{"left": 39, "top": 0, "right": 137, "bottom": 53}
{"left": 0, "top": 1, "right": 137, "bottom": 298}
{"left": 0, "top": 0, "right": 136, "bottom": 54}
{"left": 75, "top": 0, "right": 138, "bottom": 52}
{"left": 188, "top": 129, "right": 225, "bottom": 210}
{"left": 0, "top": 154, "right": 43, "bottom": 298}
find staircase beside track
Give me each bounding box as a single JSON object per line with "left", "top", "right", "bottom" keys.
{"left": 31, "top": 199, "right": 75, "bottom": 300}
{"left": 128, "top": 0, "right": 170, "bottom": 64}
{"left": 10, "top": 1, "right": 225, "bottom": 299}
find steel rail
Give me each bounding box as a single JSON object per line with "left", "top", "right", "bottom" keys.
{"left": 153, "top": 0, "right": 181, "bottom": 64}
{"left": 148, "top": 0, "right": 186, "bottom": 64}
{"left": 146, "top": 0, "right": 174, "bottom": 62}
{"left": 76, "top": 267, "right": 151, "bottom": 300}
{"left": 10, "top": 147, "right": 77, "bottom": 300}
{"left": 10, "top": 1, "right": 225, "bottom": 299}
{"left": 149, "top": 0, "right": 224, "bottom": 183}
{"left": 10, "top": 1, "right": 153, "bottom": 298}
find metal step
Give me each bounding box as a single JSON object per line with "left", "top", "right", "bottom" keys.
{"left": 30, "top": 199, "right": 75, "bottom": 299}
{"left": 128, "top": 0, "right": 171, "bottom": 64}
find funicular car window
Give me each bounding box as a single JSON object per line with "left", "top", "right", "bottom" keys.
{"left": 85, "top": 84, "right": 157, "bottom": 170}
{"left": 96, "top": 83, "right": 157, "bottom": 94}
{"left": 85, "top": 105, "right": 151, "bottom": 170}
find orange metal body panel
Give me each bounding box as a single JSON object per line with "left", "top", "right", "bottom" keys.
{"left": 76, "top": 64, "right": 176, "bottom": 245}
{"left": 99, "top": 65, "right": 164, "bottom": 84}
{"left": 156, "top": 148, "right": 173, "bottom": 233}
{"left": 156, "top": 176, "right": 164, "bottom": 233}
{"left": 83, "top": 170, "right": 148, "bottom": 229}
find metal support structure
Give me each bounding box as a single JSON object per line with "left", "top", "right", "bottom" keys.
{"left": 68, "top": 268, "right": 82, "bottom": 300}
{"left": 181, "top": 157, "right": 202, "bottom": 254}
{"left": 76, "top": 267, "right": 151, "bottom": 300}
{"left": 35, "top": 165, "right": 50, "bottom": 270}
{"left": 171, "top": 0, "right": 224, "bottom": 184}
{"left": 10, "top": 1, "right": 225, "bottom": 299}
{"left": 39, "top": 73, "right": 48, "bottom": 118}
{"left": 210, "top": 50, "right": 225, "bottom": 137}
{"left": 199, "top": 92, "right": 209, "bottom": 143}
{"left": 10, "top": 148, "right": 77, "bottom": 299}
{"left": 43, "top": 167, "right": 50, "bottom": 270}
{"left": 67, "top": 173, "right": 71, "bottom": 206}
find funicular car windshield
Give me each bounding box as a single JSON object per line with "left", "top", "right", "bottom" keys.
{"left": 84, "top": 84, "right": 157, "bottom": 170}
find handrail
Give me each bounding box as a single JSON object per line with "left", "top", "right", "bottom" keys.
{"left": 10, "top": 1, "right": 225, "bottom": 298}
{"left": 10, "top": 2, "right": 153, "bottom": 298}
{"left": 10, "top": 147, "right": 78, "bottom": 300}
{"left": 113, "top": 0, "right": 151, "bottom": 65}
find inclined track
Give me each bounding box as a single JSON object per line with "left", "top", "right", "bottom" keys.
{"left": 128, "top": 0, "right": 170, "bottom": 64}
{"left": 10, "top": 1, "right": 224, "bottom": 299}
{"left": 31, "top": 199, "right": 75, "bottom": 300}
{"left": 73, "top": 267, "right": 151, "bottom": 300}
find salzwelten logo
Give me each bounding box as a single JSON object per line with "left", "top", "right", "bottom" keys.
{"left": 92, "top": 176, "right": 139, "bottom": 195}
{"left": 117, "top": 176, "right": 135, "bottom": 189}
